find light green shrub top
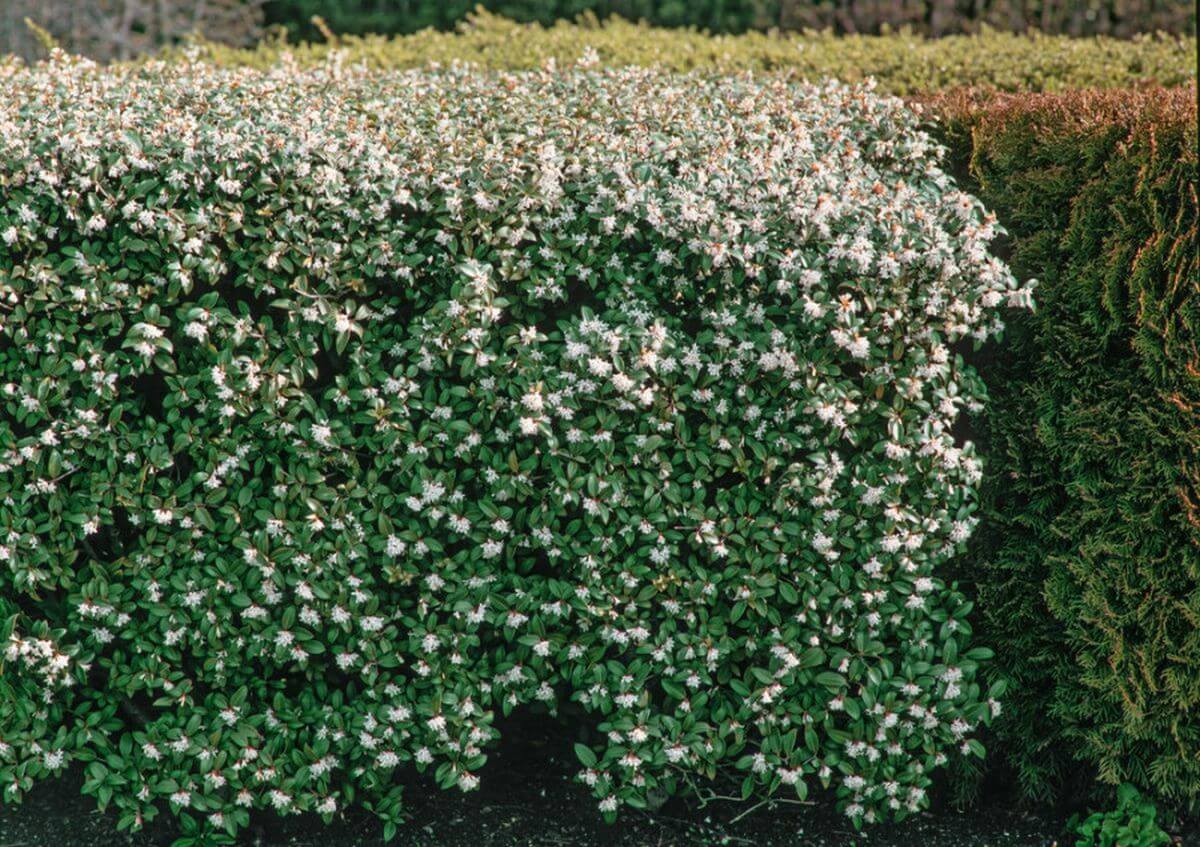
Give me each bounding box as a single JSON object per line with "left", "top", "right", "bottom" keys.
{"left": 154, "top": 11, "right": 1198, "bottom": 93}
{"left": 0, "top": 54, "right": 1026, "bottom": 842}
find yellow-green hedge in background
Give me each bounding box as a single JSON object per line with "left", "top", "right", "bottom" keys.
{"left": 167, "top": 10, "right": 1195, "bottom": 94}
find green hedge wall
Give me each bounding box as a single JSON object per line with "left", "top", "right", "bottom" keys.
{"left": 0, "top": 58, "right": 1027, "bottom": 841}
{"left": 168, "top": 11, "right": 1197, "bottom": 95}
{"left": 10, "top": 9, "right": 1200, "bottom": 817}
{"left": 933, "top": 86, "right": 1200, "bottom": 807}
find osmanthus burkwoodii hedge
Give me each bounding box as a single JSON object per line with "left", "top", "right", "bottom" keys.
{"left": 0, "top": 52, "right": 1031, "bottom": 844}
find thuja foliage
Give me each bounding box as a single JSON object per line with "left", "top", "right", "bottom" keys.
{"left": 0, "top": 56, "right": 1028, "bottom": 843}
{"left": 934, "top": 86, "right": 1200, "bottom": 806}
{"left": 153, "top": 11, "right": 1198, "bottom": 94}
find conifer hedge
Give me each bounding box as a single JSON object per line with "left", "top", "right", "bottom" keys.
{"left": 933, "top": 85, "right": 1200, "bottom": 807}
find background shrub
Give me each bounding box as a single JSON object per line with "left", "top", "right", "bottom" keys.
{"left": 4, "top": 0, "right": 1193, "bottom": 62}
{"left": 0, "top": 58, "right": 1027, "bottom": 842}
{"left": 931, "top": 85, "right": 1200, "bottom": 808}
{"left": 262, "top": 0, "right": 1196, "bottom": 39}
{"left": 167, "top": 11, "right": 1197, "bottom": 93}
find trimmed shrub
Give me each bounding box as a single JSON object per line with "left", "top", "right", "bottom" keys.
{"left": 933, "top": 86, "right": 1200, "bottom": 807}
{"left": 161, "top": 11, "right": 1197, "bottom": 94}
{"left": 262, "top": 0, "right": 1197, "bottom": 39}
{"left": 0, "top": 55, "right": 1028, "bottom": 842}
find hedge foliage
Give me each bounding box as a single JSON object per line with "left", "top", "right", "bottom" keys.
{"left": 266, "top": 0, "right": 775, "bottom": 37}
{"left": 933, "top": 85, "right": 1200, "bottom": 807}
{"left": 163, "top": 11, "right": 1198, "bottom": 94}
{"left": 262, "top": 0, "right": 1197, "bottom": 39}
{"left": 199, "top": 9, "right": 1196, "bottom": 811}
{"left": 0, "top": 56, "right": 1028, "bottom": 844}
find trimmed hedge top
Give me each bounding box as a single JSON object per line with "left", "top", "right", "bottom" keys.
{"left": 155, "top": 11, "right": 1199, "bottom": 94}
{"left": 0, "top": 55, "right": 1027, "bottom": 842}
{"left": 264, "top": 0, "right": 1198, "bottom": 40}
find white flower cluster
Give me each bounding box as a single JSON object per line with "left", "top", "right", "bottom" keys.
{"left": 4, "top": 628, "right": 75, "bottom": 691}
{"left": 0, "top": 52, "right": 1030, "bottom": 839}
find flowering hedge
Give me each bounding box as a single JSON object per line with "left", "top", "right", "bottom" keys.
{"left": 0, "top": 55, "right": 1029, "bottom": 843}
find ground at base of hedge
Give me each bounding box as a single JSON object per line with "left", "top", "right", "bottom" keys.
{"left": 3, "top": 782, "right": 1197, "bottom": 847}
{"left": 0, "top": 775, "right": 1060, "bottom": 847}
{"left": 3, "top": 715, "right": 1196, "bottom": 847}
